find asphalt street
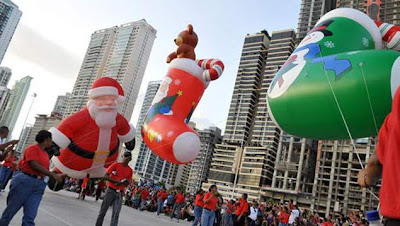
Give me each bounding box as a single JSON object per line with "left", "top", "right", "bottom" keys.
{"left": 0, "top": 188, "right": 191, "bottom": 226}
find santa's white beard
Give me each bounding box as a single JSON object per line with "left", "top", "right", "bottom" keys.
{"left": 87, "top": 100, "right": 118, "bottom": 128}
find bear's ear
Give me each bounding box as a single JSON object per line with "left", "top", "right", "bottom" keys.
{"left": 187, "top": 24, "right": 193, "bottom": 34}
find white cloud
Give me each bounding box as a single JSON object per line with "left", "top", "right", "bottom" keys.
{"left": 5, "top": 24, "right": 82, "bottom": 79}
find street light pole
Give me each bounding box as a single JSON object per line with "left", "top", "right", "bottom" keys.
{"left": 17, "top": 93, "right": 37, "bottom": 152}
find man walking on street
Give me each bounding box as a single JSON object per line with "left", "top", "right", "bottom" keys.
{"left": 95, "top": 152, "right": 133, "bottom": 226}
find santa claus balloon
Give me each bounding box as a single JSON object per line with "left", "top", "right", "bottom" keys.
{"left": 49, "top": 77, "right": 135, "bottom": 180}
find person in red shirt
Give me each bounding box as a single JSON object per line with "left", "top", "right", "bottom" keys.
{"left": 95, "top": 179, "right": 106, "bottom": 201}
{"left": 157, "top": 187, "right": 168, "bottom": 216}
{"left": 358, "top": 87, "right": 400, "bottom": 224}
{"left": 321, "top": 215, "right": 333, "bottom": 226}
{"left": 202, "top": 185, "right": 218, "bottom": 226}
{"left": 0, "top": 130, "right": 65, "bottom": 226}
{"left": 171, "top": 189, "right": 186, "bottom": 222}
{"left": 0, "top": 149, "right": 17, "bottom": 191}
{"left": 95, "top": 151, "right": 133, "bottom": 226}
{"left": 78, "top": 173, "right": 90, "bottom": 200}
{"left": 234, "top": 193, "right": 249, "bottom": 226}
{"left": 139, "top": 186, "right": 150, "bottom": 211}
{"left": 223, "top": 199, "right": 235, "bottom": 226}
{"left": 192, "top": 189, "right": 205, "bottom": 226}
{"left": 277, "top": 206, "right": 290, "bottom": 226}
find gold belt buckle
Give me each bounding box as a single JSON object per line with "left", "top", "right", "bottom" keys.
{"left": 93, "top": 150, "right": 110, "bottom": 162}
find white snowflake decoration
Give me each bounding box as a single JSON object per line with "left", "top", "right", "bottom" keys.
{"left": 362, "top": 37, "right": 369, "bottom": 47}
{"left": 167, "top": 131, "right": 174, "bottom": 137}
{"left": 154, "top": 118, "right": 160, "bottom": 122}
{"left": 347, "top": 51, "right": 359, "bottom": 55}
{"left": 174, "top": 79, "right": 181, "bottom": 85}
{"left": 324, "top": 41, "right": 335, "bottom": 48}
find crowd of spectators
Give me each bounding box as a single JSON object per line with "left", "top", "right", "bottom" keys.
{"left": 65, "top": 179, "right": 372, "bottom": 226}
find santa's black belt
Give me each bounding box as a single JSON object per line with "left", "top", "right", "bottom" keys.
{"left": 68, "top": 140, "right": 119, "bottom": 159}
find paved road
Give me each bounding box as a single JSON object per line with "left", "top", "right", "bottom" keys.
{"left": 0, "top": 188, "right": 191, "bottom": 226}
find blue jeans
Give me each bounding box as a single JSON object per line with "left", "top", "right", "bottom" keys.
{"left": 157, "top": 200, "right": 164, "bottom": 215}
{"left": 192, "top": 205, "right": 203, "bottom": 226}
{"left": 0, "top": 166, "right": 12, "bottom": 189}
{"left": 201, "top": 208, "right": 215, "bottom": 226}
{"left": 223, "top": 212, "right": 233, "bottom": 226}
{"left": 0, "top": 172, "right": 47, "bottom": 226}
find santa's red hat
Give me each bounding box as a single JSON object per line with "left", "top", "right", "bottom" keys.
{"left": 88, "top": 77, "right": 125, "bottom": 102}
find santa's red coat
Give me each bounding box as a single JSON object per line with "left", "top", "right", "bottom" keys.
{"left": 50, "top": 107, "right": 135, "bottom": 179}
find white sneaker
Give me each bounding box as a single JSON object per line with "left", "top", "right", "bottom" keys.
{"left": 176, "top": 219, "right": 179, "bottom": 223}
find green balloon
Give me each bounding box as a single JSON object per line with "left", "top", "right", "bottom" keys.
{"left": 267, "top": 9, "right": 400, "bottom": 140}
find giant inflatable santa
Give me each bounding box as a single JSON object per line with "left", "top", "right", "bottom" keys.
{"left": 49, "top": 77, "right": 135, "bottom": 180}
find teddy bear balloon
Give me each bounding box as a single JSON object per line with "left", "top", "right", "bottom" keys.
{"left": 141, "top": 24, "right": 224, "bottom": 164}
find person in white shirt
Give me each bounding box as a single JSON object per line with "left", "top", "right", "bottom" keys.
{"left": 0, "top": 126, "right": 18, "bottom": 161}
{"left": 248, "top": 201, "right": 258, "bottom": 226}
{"left": 288, "top": 205, "right": 300, "bottom": 225}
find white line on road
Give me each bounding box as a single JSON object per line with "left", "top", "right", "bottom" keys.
{"left": 39, "top": 208, "right": 73, "bottom": 226}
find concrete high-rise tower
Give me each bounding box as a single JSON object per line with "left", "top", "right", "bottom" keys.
{"left": 0, "top": 66, "right": 12, "bottom": 118}
{"left": 297, "top": 0, "right": 336, "bottom": 41}
{"left": 0, "top": 76, "right": 32, "bottom": 135}
{"left": 205, "top": 31, "right": 271, "bottom": 200}
{"left": 51, "top": 92, "right": 71, "bottom": 119}
{"left": 0, "top": 0, "right": 21, "bottom": 63}
{"left": 186, "top": 127, "right": 222, "bottom": 194}
{"left": 65, "top": 19, "right": 157, "bottom": 121}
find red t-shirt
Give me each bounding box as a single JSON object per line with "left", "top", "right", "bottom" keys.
{"left": 3, "top": 155, "right": 15, "bottom": 167}
{"left": 19, "top": 144, "right": 50, "bottom": 177}
{"left": 106, "top": 162, "right": 133, "bottom": 191}
{"left": 82, "top": 177, "right": 89, "bottom": 188}
{"left": 279, "top": 212, "right": 290, "bottom": 223}
{"left": 195, "top": 194, "right": 204, "bottom": 207}
{"left": 98, "top": 181, "right": 106, "bottom": 189}
{"left": 226, "top": 203, "right": 235, "bottom": 213}
{"left": 141, "top": 189, "right": 150, "bottom": 200}
{"left": 158, "top": 191, "right": 168, "bottom": 201}
{"left": 376, "top": 87, "right": 400, "bottom": 218}
{"left": 235, "top": 199, "right": 249, "bottom": 216}
{"left": 175, "top": 193, "right": 185, "bottom": 204}
{"left": 322, "top": 221, "right": 333, "bottom": 226}
{"left": 203, "top": 192, "right": 218, "bottom": 211}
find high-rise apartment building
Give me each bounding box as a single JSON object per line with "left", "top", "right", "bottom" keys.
{"left": 0, "top": 66, "right": 11, "bottom": 118}
{"left": 15, "top": 124, "right": 32, "bottom": 154}
{"left": 311, "top": 139, "right": 380, "bottom": 216}
{"left": 337, "top": 0, "right": 400, "bottom": 25}
{"left": 0, "top": 86, "right": 10, "bottom": 119}
{"left": 133, "top": 81, "right": 174, "bottom": 183}
{"left": 0, "top": 0, "right": 21, "bottom": 63}
{"left": 65, "top": 19, "right": 157, "bottom": 121}
{"left": 0, "top": 66, "right": 11, "bottom": 86}
{"left": 51, "top": 92, "right": 71, "bottom": 119}
{"left": 297, "top": 0, "right": 336, "bottom": 40}
{"left": 0, "top": 76, "right": 32, "bottom": 134}
{"left": 133, "top": 81, "right": 161, "bottom": 169}
{"left": 21, "top": 114, "right": 61, "bottom": 155}
{"left": 186, "top": 127, "right": 222, "bottom": 194}
{"left": 205, "top": 31, "right": 271, "bottom": 200}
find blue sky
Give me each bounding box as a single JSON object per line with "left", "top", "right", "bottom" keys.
{"left": 4, "top": 0, "right": 301, "bottom": 138}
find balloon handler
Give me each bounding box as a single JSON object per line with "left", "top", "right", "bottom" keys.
{"left": 141, "top": 24, "right": 224, "bottom": 164}
{"left": 48, "top": 77, "right": 136, "bottom": 191}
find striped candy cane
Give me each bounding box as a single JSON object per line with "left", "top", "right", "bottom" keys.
{"left": 375, "top": 21, "right": 400, "bottom": 51}
{"left": 197, "top": 59, "right": 224, "bottom": 82}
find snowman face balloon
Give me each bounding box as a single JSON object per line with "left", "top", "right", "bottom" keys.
{"left": 298, "top": 31, "right": 325, "bottom": 48}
